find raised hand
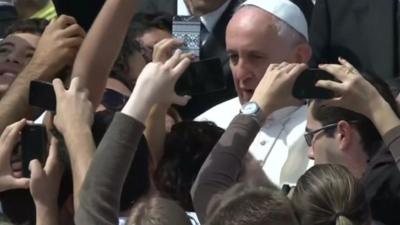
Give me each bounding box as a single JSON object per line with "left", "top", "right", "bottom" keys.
{"left": 0, "top": 119, "right": 30, "bottom": 191}
{"left": 31, "top": 15, "right": 85, "bottom": 79}
{"left": 250, "top": 62, "right": 307, "bottom": 121}
{"left": 29, "top": 137, "right": 63, "bottom": 208}
{"left": 123, "top": 49, "right": 191, "bottom": 122}
{"left": 53, "top": 77, "right": 94, "bottom": 135}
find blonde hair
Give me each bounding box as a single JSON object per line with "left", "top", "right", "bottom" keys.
{"left": 292, "top": 164, "right": 371, "bottom": 225}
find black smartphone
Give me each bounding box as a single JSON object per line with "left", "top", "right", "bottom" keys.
{"left": 21, "top": 124, "right": 47, "bottom": 178}
{"left": 292, "top": 69, "right": 335, "bottom": 99}
{"left": 172, "top": 16, "right": 201, "bottom": 58}
{"left": 175, "top": 58, "right": 226, "bottom": 96}
{"left": 29, "top": 80, "right": 56, "bottom": 111}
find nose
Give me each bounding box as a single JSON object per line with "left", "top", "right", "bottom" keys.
{"left": 307, "top": 146, "right": 315, "bottom": 160}
{"left": 233, "top": 58, "right": 253, "bottom": 82}
{"left": 5, "top": 51, "right": 22, "bottom": 65}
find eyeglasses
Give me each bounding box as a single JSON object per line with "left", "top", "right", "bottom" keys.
{"left": 304, "top": 120, "right": 359, "bottom": 147}
{"left": 101, "top": 89, "right": 130, "bottom": 111}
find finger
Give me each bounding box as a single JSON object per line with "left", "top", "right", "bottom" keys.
{"left": 318, "top": 64, "right": 347, "bottom": 80}
{"left": 289, "top": 63, "right": 307, "bottom": 76}
{"left": 29, "top": 159, "right": 44, "bottom": 183}
{"left": 315, "top": 80, "right": 345, "bottom": 95}
{"left": 180, "top": 52, "right": 195, "bottom": 61}
{"left": 0, "top": 119, "right": 26, "bottom": 157}
{"left": 338, "top": 57, "right": 355, "bottom": 70}
{"left": 55, "top": 15, "right": 77, "bottom": 29}
{"left": 44, "top": 138, "right": 59, "bottom": 173}
{"left": 62, "top": 37, "right": 84, "bottom": 48}
{"left": 164, "top": 49, "right": 183, "bottom": 69}
{"left": 60, "top": 24, "right": 86, "bottom": 38}
{"left": 53, "top": 78, "right": 66, "bottom": 102}
{"left": 277, "top": 62, "right": 289, "bottom": 70}
{"left": 12, "top": 170, "right": 23, "bottom": 178}
{"left": 171, "top": 57, "right": 191, "bottom": 79}
{"left": 172, "top": 95, "right": 191, "bottom": 106}
{"left": 68, "top": 77, "right": 80, "bottom": 92}
{"left": 282, "top": 63, "right": 297, "bottom": 73}
{"left": 267, "top": 63, "right": 280, "bottom": 71}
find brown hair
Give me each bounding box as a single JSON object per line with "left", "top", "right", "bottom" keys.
{"left": 292, "top": 164, "right": 371, "bottom": 225}
{"left": 206, "top": 182, "right": 299, "bottom": 225}
{"left": 128, "top": 197, "right": 192, "bottom": 225}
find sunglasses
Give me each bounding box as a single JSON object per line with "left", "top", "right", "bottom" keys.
{"left": 304, "top": 120, "right": 359, "bottom": 147}
{"left": 101, "top": 89, "right": 130, "bottom": 111}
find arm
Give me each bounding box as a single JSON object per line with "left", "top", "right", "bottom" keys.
{"left": 144, "top": 105, "right": 168, "bottom": 164}
{"left": 75, "top": 51, "right": 191, "bottom": 225}
{"left": 52, "top": 78, "right": 95, "bottom": 211}
{"left": 71, "top": 0, "right": 139, "bottom": 108}
{"left": 30, "top": 138, "right": 64, "bottom": 225}
{"left": 191, "top": 63, "right": 307, "bottom": 222}
{"left": 0, "top": 15, "right": 85, "bottom": 133}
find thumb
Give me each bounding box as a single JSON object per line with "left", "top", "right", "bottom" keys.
{"left": 29, "top": 159, "right": 44, "bottom": 183}
{"left": 10, "top": 177, "right": 30, "bottom": 189}
{"left": 172, "top": 95, "right": 191, "bottom": 106}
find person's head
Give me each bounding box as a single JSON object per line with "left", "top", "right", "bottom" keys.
{"left": 226, "top": 0, "right": 311, "bottom": 104}
{"left": 206, "top": 183, "right": 299, "bottom": 225}
{"left": 131, "top": 12, "right": 173, "bottom": 63}
{"left": 128, "top": 197, "right": 192, "bottom": 225}
{"left": 0, "top": 19, "right": 48, "bottom": 96}
{"left": 154, "top": 121, "right": 224, "bottom": 211}
{"left": 184, "top": 0, "right": 230, "bottom": 16}
{"left": 292, "top": 164, "right": 371, "bottom": 225}
{"left": 306, "top": 75, "right": 399, "bottom": 177}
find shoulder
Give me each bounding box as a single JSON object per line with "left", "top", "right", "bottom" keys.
{"left": 195, "top": 97, "right": 241, "bottom": 129}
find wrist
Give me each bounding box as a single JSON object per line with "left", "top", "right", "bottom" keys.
{"left": 368, "top": 97, "right": 400, "bottom": 135}
{"left": 122, "top": 93, "right": 153, "bottom": 123}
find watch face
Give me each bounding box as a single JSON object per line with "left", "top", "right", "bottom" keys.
{"left": 242, "top": 102, "right": 258, "bottom": 114}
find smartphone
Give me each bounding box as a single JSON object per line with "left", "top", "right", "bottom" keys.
{"left": 21, "top": 124, "right": 47, "bottom": 178}
{"left": 29, "top": 80, "right": 56, "bottom": 111}
{"left": 175, "top": 58, "right": 226, "bottom": 96}
{"left": 172, "top": 16, "right": 201, "bottom": 58}
{"left": 292, "top": 69, "right": 335, "bottom": 99}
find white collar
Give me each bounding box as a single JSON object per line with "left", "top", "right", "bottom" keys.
{"left": 263, "top": 105, "right": 303, "bottom": 127}
{"left": 177, "top": 0, "right": 232, "bottom": 32}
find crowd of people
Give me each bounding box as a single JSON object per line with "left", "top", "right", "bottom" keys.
{"left": 0, "top": 0, "right": 399, "bottom": 225}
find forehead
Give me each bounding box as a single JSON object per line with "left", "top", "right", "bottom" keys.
{"left": 1, "top": 33, "right": 40, "bottom": 50}
{"left": 139, "top": 28, "right": 172, "bottom": 46}
{"left": 226, "top": 7, "right": 286, "bottom": 51}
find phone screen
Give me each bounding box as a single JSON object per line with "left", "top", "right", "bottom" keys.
{"left": 292, "top": 69, "right": 335, "bottom": 99}
{"left": 175, "top": 58, "right": 226, "bottom": 96}
{"left": 29, "top": 80, "right": 57, "bottom": 111}
{"left": 172, "top": 16, "right": 201, "bottom": 58}
{"left": 21, "top": 125, "right": 47, "bottom": 178}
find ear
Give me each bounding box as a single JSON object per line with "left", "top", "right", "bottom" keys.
{"left": 336, "top": 120, "right": 353, "bottom": 152}
{"left": 293, "top": 43, "right": 312, "bottom": 63}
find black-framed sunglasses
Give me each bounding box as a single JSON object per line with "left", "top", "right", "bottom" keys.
{"left": 101, "top": 89, "right": 130, "bottom": 111}
{"left": 304, "top": 120, "right": 359, "bottom": 147}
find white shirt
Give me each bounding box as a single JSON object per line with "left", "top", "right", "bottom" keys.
{"left": 177, "top": 0, "right": 232, "bottom": 32}
{"left": 196, "top": 97, "right": 313, "bottom": 186}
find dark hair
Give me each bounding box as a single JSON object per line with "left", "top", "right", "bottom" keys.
{"left": 110, "top": 33, "right": 141, "bottom": 91}
{"left": 130, "top": 12, "right": 172, "bottom": 38}
{"left": 0, "top": 189, "right": 36, "bottom": 224}
{"left": 91, "top": 109, "right": 151, "bottom": 210}
{"left": 311, "top": 74, "right": 400, "bottom": 158}
{"left": 5, "top": 18, "right": 49, "bottom": 36}
{"left": 154, "top": 121, "right": 224, "bottom": 211}
{"left": 128, "top": 197, "right": 192, "bottom": 225}
{"left": 292, "top": 164, "right": 371, "bottom": 225}
{"left": 206, "top": 183, "right": 299, "bottom": 225}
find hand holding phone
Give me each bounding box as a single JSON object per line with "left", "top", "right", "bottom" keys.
{"left": 21, "top": 124, "right": 47, "bottom": 178}
{"left": 292, "top": 69, "right": 335, "bottom": 99}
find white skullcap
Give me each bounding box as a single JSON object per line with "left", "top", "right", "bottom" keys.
{"left": 241, "top": 0, "right": 308, "bottom": 41}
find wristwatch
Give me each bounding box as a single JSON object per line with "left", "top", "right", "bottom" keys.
{"left": 240, "top": 101, "right": 264, "bottom": 126}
